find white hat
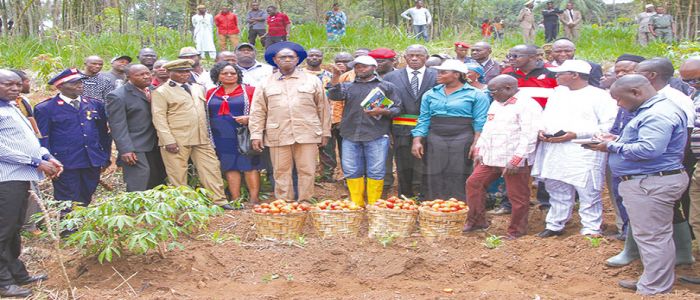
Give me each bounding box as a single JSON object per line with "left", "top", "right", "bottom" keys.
{"left": 645, "top": 4, "right": 654, "bottom": 8}
{"left": 432, "top": 59, "right": 470, "bottom": 74}
{"left": 351, "top": 55, "right": 377, "bottom": 67}
{"left": 547, "top": 59, "right": 592, "bottom": 75}
{"left": 524, "top": 0, "right": 534, "bottom": 6}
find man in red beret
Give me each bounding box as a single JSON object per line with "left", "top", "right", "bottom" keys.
{"left": 454, "top": 42, "right": 475, "bottom": 63}
{"left": 368, "top": 48, "right": 397, "bottom": 78}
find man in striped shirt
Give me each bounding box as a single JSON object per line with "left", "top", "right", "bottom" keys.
{"left": 0, "top": 69, "right": 61, "bottom": 297}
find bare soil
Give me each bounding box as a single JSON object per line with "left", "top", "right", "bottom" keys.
{"left": 20, "top": 180, "right": 700, "bottom": 300}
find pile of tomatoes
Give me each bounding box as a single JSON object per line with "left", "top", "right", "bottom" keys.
{"left": 420, "top": 198, "right": 468, "bottom": 213}
{"left": 253, "top": 200, "right": 311, "bottom": 215}
{"left": 372, "top": 196, "right": 418, "bottom": 211}
{"left": 313, "top": 200, "right": 363, "bottom": 211}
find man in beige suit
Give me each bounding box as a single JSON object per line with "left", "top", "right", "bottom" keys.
{"left": 560, "top": 2, "right": 582, "bottom": 41}
{"left": 518, "top": 0, "right": 536, "bottom": 44}
{"left": 249, "top": 42, "right": 331, "bottom": 201}
{"left": 151, "top": 59, "right": 231, "bottom": 209}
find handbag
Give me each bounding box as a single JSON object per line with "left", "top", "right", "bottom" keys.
{"left": 236, "top": 86, "right": 261, "bottom": 156}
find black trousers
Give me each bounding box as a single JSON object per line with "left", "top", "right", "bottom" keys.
{"left": 544, "top": 22, "right": 559, "bottom": 42}
{"left": 248, "top": 29, "right": 266, "bottom": 46}
{"left": 0, "top": 181, "right": 30, "bottom": 286}
{"left": 121, "top": 149, "right": 167, "bottom": 192}
{"left": 394, "top": 135, "right": 423, "bottom": 198}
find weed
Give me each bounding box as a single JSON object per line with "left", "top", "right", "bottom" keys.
{"left": 261, "top": 273, "right": 280, "bottom": 283}
{"left": 585, "top": 236, "right": 603, "bottom": 248}
{"left": 483, "top": 235, "right": 504, "bottom": 249}
{"left": 378, "top": 233, "right": 399, "bottom": 248}
{"left": 286, "top": 274, "right": 294, "bottom": 281}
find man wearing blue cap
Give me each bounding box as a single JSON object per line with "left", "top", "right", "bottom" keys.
{"left": 249, "top": 42, "right": 331, "bottom": 201}
{"left": 34, "top": 69, "right": 111, "bottom": 209}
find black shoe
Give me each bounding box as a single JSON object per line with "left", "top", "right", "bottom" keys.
{"left": 17, "top": 274, "right": 48, "bottom": 286}
{"left": 220, "top": 204, "right": 236, "bottom": 211}
{"left": 536, "top": 229, "right": 563, "bottom": 238}
{"left": 618, "top": 279, "right": 637, "bottom": 291}
{"left": 680, "top": 276, "right": 700, "bottom": 284}
{"left": 0, "top": 284, "right": 32, "bottom": 298}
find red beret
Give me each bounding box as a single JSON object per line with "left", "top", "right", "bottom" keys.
{"left": 454, "top": 42, "right": 470, "bottom": 49}
{"left": 368, "top": 48, "right": 397, "bottom": 59}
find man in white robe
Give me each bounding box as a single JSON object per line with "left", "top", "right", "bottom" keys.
{"left": 531, "top": 60, "right": 617, "bottom": 237}
{"left": 192, "top": 5, "right": 217, "bottom": 59}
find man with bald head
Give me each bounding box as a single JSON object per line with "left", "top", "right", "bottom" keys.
{"left": 81, "top": 55, "right": 115, "bottom": 101}
{"left": 550, "top": 39, "right": 602, "bottom": 87}
{"left": 106, "top": 64, "right": 166, "bottom": 192}
{"left": 466, "top": 75, "right": 542, "bottom": 238}
{"left": 0, "top": 70, "right": 56, "bottom": 298}
{"left": 470, "top": 42, "right": 501, "bottom": 83}
{"left": 587, "top": 74, "right": 688, "bottom": 295}
{"left": 137, "top": 48, "right": 158, "bottom": 70}
{"left": 215, "top": 51, "right": 237, "bottom": 65}
{"left": 384, "top": 44, "right": 438, "bottom": 198}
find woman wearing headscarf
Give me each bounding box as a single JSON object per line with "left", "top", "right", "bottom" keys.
{"left": 466, "top": 63, "right": 487, "bottom": 91}
{"left": 325, "top": 3, "right": 347, "bottom": 41}
{"left": 207, "top": 61, "right": 263, "bottom": 204}
{"left": 411, "top": 60, "right": 490, "bottom": 200}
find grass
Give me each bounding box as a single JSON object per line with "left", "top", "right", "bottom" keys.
{"left": 1, "top": 17, "right": 697, "bottom": 84}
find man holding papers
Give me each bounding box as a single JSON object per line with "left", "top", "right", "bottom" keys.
{"left": 328, "top": 55, "right": 402, "bottom": 207}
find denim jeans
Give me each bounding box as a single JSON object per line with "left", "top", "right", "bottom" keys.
{"left": 412, "top": 25, "right": 429, "bottom": 42}
{"left": 341, "top": 136, "right": 390, "bottom": 180}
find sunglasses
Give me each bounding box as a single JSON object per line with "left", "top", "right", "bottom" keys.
{"left": 506, "top": 53, "right": 529, "bottom": 59}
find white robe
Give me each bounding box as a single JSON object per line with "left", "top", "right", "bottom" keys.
{"left": 192, "top": 13, "right": 216, "bottom": 52}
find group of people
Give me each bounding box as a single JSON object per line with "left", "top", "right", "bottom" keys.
{"left": 0, "top": 3, "right": 697, "bottom": 300}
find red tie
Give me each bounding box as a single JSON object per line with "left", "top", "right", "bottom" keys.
{"left": 143, "top": 88, "right": 152, "bottom": 102}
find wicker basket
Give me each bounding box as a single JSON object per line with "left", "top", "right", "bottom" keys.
{"left": 366, "top": 205, "right": 418, "bottom": 238}
{"left": 253, "top": 211, "right": 307, "bottom": 240}
{"left": 310, "top": 209, "right": 364, "bottom": 238}
{"left": 418, "top": 207, "right": 469, "bottom": 238}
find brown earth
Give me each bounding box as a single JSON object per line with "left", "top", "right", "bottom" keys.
{"left": 20, "top": 180, "right": 700, "bottom": 300}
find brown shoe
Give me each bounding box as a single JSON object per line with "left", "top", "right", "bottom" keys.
{"left": 618, "top": 279, "right": 637, "bottom": 291}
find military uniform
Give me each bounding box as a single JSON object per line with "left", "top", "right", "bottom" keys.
{"left": 517, "top": 6, "right": 536, "bottom": 44}
{"left": 636, "top": 10, "right": 656, "bottom": 46}
{"left": 34, "top": 93, "right": 111, "bottom": 206}
{"left": 650, "top": 13, "right": 674, "bottom": 43}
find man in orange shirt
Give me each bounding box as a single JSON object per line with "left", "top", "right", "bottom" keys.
{"left": 214, "top": 7, "right": 240, "bottom": 51}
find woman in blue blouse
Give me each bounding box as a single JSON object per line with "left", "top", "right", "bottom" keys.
{"left": 207, "top": 62, "right": 262, "bottom": 203}
{"left": 411, "top": 60, "right": 490, "bottom": 200}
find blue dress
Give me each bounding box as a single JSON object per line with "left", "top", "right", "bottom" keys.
{"left": 207, "top": 85, "right": 263, "bottom": 172}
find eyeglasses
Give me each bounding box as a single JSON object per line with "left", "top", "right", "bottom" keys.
{"left": 682, "top": 78, "right": 700, "bottom": 85}
{"left": 220, "top": 72, "right": 238, "bottom": 77}
{"left": 506, "top": 53, "right": 528, "bottom": 59}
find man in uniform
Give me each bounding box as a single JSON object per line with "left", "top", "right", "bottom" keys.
{"left": 517, "top": 0, "right": 536, "bottom": 44}
{"left": 559, "top": 2, "right": 582, "bottom": 41}
{"left": 454, "top": 42, "right": 473, "bottom": 63}
{"left": 649, "top": 6, "right": 675, "bottom": 43}
{"left": 34, "top": 69, "right": 111, "bottom": 208}
{"left": 636, "top": 4, "right": 656, "bottom": 46}
{"left": 150, "top": 59, "right": 231, "bottom": 209}
{"left": 542, "top": 1, "right": 562, "bottom": 42}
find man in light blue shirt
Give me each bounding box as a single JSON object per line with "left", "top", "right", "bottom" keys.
{"left": 0, "top": 70, "right": 62, "bottom": 298}
{"left": 588, "top": 75, "right": 687, "bottom": 295}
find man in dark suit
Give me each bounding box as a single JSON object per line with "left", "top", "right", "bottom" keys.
{"left": 106, "top": 64, "right": 166, "bottom": 192}
{"left": 551, "top": 39, "right": 602, "bottom": 87}
{"left": 383, "top": 44, "right": 438, "bottom": 198}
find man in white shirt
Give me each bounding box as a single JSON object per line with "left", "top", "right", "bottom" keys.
{"left": 401, "top": 0, "right": 432, "bottom": 42}
{"left": 532, "top": 60, "right": 617, "bottom": 237}
{"left": 235, "top": 43, "right": 273, "bottom": 87}
{"left": 466, "top": 75, "right": 542, "bottom": 239}
{"left": 191, "top": 4, "right": 216, "bottom": 59}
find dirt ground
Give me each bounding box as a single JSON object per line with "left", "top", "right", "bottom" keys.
{"left": 19, "top": 179, "right": 700, "bottom": 300}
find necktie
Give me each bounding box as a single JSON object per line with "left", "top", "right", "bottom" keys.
{"left": 411, "top": 70, "right": 420, "bottom": 96}
{"left": 569, "top": 10, "right": 573, "bottom": 20}
{"left": 182, "top": 84, "right": 191, "bottom": 95}
{"left": 71, "top": 99, "right": 80, "bottom": 110}
{"left": 143, "top": 88, "right": 152, "bottom": 102}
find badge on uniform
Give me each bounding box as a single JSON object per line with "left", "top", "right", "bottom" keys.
{"left": 57, "top": 100, "right": 65, "bottom": 105}
{"left": 86, "top": 110, "right": 95, "bottom": 120}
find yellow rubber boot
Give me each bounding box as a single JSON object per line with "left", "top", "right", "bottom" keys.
{"left": 346, "top": 177, "right": 366, "bottom": 207}
{"left": 366, "top": 178, "right": 385, "bottom": 205}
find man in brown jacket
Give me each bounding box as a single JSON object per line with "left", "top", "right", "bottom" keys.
{"left": 518, "top": 0, "right": 536, "bottom": 44}
{"left": 559, "top": 2, "right": 582, "bottom": 41}
{"left": 250, "top": 42, "right": 331, "bottom": 201}
{"left": 151, "top": 59, "right": 231, "bottom": 209}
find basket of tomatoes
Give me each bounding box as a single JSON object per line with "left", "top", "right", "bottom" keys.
{"left": 418, "top": 198, "right": 469, "bottom": 238}
{"left": 366, "top": 196, "right": 419, "bottom": 238}
{"left": 252, "top": 200, "right": 311, "bottom": 240}
{"left": 309, "top": 200, "right": 364, "bottom": 238}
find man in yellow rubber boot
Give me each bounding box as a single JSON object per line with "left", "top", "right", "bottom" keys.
{"left": 328, "top": 55, "right": 402, "bottom": 206}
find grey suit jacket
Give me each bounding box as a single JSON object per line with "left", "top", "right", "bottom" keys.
{"left": 383, "top": 67, "right": 438, "bottom": 136}
{"left": 105, "top": 83, "right": 159, "bottom": 154}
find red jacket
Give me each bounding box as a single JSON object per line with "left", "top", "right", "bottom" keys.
{"left": 214, "top": 12, "right": 240, "bottom": 35}
{"left": 503, "top": 63, "right": 558, "bottom": 108}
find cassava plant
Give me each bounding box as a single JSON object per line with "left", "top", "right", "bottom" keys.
{"left": 61, "top": 185, "right": 223, "bottom": 263}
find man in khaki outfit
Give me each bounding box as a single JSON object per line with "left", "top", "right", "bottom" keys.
{"left": 518, "top": 0, "right": 536, "bottom": 44}
{"left": 151, "top": 59, "right": 231, "bottom": 209}
{"left": 559, "top": 2, "right": 582, "bottom": 41}
{"left": 249, "top": 42, "right": 331, "bottom": 201}
{"left": 636, "top": 4, "right": 656, "bottom": 46}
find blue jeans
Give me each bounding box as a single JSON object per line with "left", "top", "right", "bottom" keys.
{"left": 342, "top": 136, "right": 390, "bottom": 180}
{"left": 412, "top": 25, "right": 429, "bottom": 42}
